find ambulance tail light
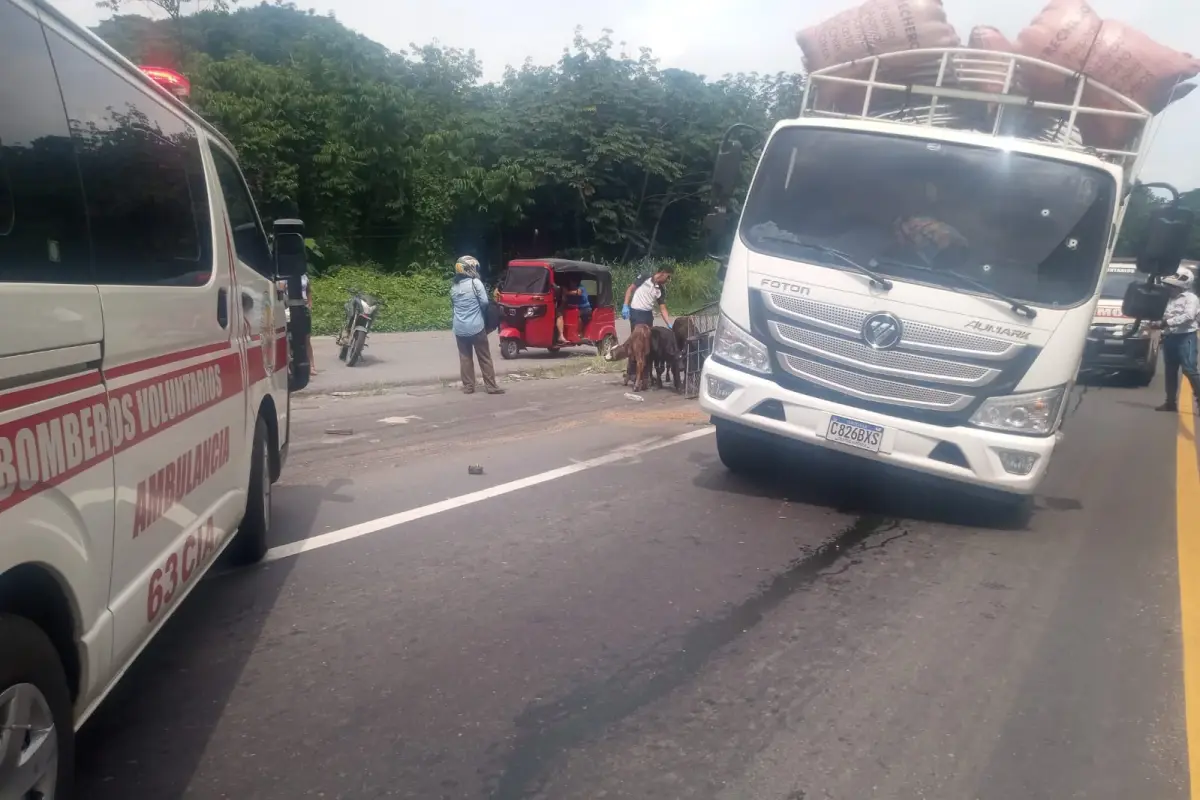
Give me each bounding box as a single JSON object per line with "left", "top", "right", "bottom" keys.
{"left": 139, "top": 66, "right": 191, "bottom": 101}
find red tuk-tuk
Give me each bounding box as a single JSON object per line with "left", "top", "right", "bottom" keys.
{"left": 496, "top": 259, "right": 618, "bottom": 359}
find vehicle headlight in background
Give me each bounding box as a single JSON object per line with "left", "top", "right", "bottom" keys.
{"left": 1121, "top": 322, "right": 1150, "bottom": 339}
{"left": 714, "top": 313, "right": 771, "bottom": 374}
{"left": 970, "top": 386, "right": 1067, "bottom": 436}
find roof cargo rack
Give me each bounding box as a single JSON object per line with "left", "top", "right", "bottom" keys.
{"left": 801, "top": 48, "right": 1153, "bottom": 176}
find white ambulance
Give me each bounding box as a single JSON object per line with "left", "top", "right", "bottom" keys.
{"left": 1080, "top": 260, "right": 1160, "bottom": 384}
{"left": 0, "top": 1, "right": 310, "bottom": 796}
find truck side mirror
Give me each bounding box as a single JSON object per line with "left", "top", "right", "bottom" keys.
{"left": 273, "top": 218, "right": 307, "bottom": 279}
{"left": 1121, "top": 278, "right": 1171, "bottom": 320}
{"left": 1135, "top": 208, "right": 1195, "bottom": 276}
{"left": 710, "top": 140, "right": 743, "bottom": 206}
{"left": 274, "top": 218, "right": 311, "bottom": 391}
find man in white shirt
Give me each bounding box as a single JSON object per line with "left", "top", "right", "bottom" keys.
{"left": 1157, "top": 269, "right": 1200, "bottom": 412}
{"left": 624, "top": 270, "right": 672, "bottom": 383}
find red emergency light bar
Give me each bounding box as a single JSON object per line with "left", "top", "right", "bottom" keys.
{"left": 139, "top": 66, "right": 191, "bottom": 101}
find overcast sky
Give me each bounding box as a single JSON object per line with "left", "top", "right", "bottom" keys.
{"left": 50, "top": 0, "right": 1198, "bottom": 189}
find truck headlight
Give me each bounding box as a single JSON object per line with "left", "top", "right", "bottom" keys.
{"left": 970, "top": 386, "right": 1067, "bottom": 436}
{"left": 714, "top": 313, "right": 771, "bottom": 374}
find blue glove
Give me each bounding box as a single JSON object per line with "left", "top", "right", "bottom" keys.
{"left": 622, "top": 304, "right": 631, "bottom": 320}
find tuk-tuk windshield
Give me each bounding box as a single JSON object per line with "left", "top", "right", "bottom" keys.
{"left": 502, "top": 266, "right": 550, "bottom": 294}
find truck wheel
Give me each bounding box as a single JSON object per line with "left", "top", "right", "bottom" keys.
{"left": 716, "top": 422, "right": 762, "bottom": 475}
{"left": 499, "top": 338, "right": 520, "bottom": 360}
{"left": 346, "top": 331, "right": 367, "bottom": 367}
{"left": 228, "top": 417, "right": 271, "bottom": 566}
{"left": 0, "top": 614, "right": 74, "bottom": 800}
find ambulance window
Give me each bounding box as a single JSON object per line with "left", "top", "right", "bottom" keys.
{"left": 46, "top": 29, "right": 212, "bottom": 287}
{"left": 0, "top": 0, "right": 92, "bottom": 284}
{"left": 211, "top": 146, "right": 271, "bottom": 277}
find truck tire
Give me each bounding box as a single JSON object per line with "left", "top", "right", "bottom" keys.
{"left": 227, "top": 416, "right": 271, "bottom": 566}
{"left": 0, "top": 614, "right": 74, "bottom": 800}
{"left": 715, "top": 422, "right": 763, "bottom": 475}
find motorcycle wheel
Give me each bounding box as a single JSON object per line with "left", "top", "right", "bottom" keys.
{"left": 347, "top": 330, "right": 367, "bottom": 367}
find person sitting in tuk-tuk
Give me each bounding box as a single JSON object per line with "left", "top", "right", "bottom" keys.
{"left": 565, "top": 277, "right": 591, "bottom": 336}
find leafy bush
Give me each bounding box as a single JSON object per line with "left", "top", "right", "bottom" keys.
{"left": 610, "top": 258, "right": 721, "bottom": 314}
{"left": 308, "top": 260, "right": 721, "bottom": 336}
{"left": 310, "top": 264, "right": 453, "bottom": 335}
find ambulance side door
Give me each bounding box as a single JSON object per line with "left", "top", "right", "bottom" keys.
{"left": 41, "top": 19, "right": 247, "bottom": 670}
{"left": 207, "top": 142, "right": 287, "bottom": 464}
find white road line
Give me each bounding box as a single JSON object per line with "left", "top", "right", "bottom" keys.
{"left": 264, "top": 426, "right": 715, "bottom": 562}
{"left": 380, "top": 415, "right": 422, "bottom": 424}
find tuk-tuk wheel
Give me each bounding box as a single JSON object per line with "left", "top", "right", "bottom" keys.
{"left": 499, "top": 337, "right": 520, "bottom": 360}
{"left": 597, "top": 333, "right": 618, "bottom": 360}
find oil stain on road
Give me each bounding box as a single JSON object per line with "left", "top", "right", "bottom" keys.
{"left": 485, "top": 513, "right": 903, "bottom": 800}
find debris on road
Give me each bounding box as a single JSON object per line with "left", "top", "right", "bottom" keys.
{"left": 324, "top": 427, "right": 355, "bottom": 436}
{"left": 624, "top": 392, "right": 644, "bottom": 402}
{"left": 468, "top": 465, "right": 484, "bottom": 475}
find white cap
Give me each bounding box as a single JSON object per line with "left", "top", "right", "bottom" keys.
{"left": 1163, "top": 271, "right": 1194, "bottom": 290}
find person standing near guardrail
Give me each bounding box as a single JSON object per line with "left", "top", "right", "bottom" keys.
{"left": 451, "top": 255, "right": 504, "bottom": 395}
{"left": 623, "top": 269, "right": 673, "bottom": 384}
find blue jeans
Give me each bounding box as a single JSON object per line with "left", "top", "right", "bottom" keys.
{"left": 1162, "top": 332, "right": 1200, "bottom": 406}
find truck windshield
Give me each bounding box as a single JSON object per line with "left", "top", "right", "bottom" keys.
{"left": 1100, "top": 270, "right": 1140, "bottom": 300}
{"left": 739, "top": 127, "right": 1116, "bottom": 308}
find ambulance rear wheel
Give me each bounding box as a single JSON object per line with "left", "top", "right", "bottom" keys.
{"left": 0, "top": 614, "right": 74, "bottom": 800}
{"left": 228, "top": 417, "right": 271, "bottom": 566}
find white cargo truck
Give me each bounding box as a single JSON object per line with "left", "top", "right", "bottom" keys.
{"left": 699, "top": 47, "right": 1194, "bottom": 500}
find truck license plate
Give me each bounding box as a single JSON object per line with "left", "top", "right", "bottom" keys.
{"left": 826, "top": 415, "right": 884, "bottom": 453}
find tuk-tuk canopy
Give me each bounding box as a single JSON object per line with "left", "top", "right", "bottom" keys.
{"left": 502, "top": 259, "right": 614, "bottom": 307}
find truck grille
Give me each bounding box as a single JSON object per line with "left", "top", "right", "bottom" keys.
{"left": 777, "top": 353, "right": 974, "bottom": 411}
{"left": 764, "top": 292, "right": 1019, "bottom": 360}
{"left": 755, "top": 290, "right": 1036, "bottom": 423}
{"left": 769, "top": 322, "right": 1000, "bottom": 387}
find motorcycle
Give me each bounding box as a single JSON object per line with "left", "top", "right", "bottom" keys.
{"left": 336, "top": 289, "right": 381, "bottom": 367}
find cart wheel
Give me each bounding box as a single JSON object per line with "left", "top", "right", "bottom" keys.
{"left": 500, "top": 338, "right": 520, "bottom": 360}
{"left": 597, "top": 334, "right": 617, "bottom": 360}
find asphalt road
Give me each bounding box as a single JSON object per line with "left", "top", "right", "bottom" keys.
{"left": 74, "top": 369, "right": 1191, "bottom": 799}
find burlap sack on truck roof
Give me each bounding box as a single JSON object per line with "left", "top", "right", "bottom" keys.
{"left": 795, "top": 0, "right": 960, "bottom": 112}
{"left": 795, "top": 0, "right": 959, "bottom": 72}
{"left": 1015, "top": 0, "right": 1198, "bottom": 150}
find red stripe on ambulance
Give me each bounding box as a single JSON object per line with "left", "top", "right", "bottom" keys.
{"left": 0, "top": 352, "right": 242, "bottom": 515}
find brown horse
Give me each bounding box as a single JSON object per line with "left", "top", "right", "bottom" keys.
{"left": 606, "top": 324, "right": 652, "bottom": 391}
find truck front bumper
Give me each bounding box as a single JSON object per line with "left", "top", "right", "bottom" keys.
{"left": 699, "top": 359, "right": 1060, "bottom": 496}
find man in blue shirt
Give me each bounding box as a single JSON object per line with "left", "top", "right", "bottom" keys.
{"left": 566, "top": 277, "right": 592, "bottom": 337}
{"left": 450, "top": 255, "right": 504, "bottom": 394}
